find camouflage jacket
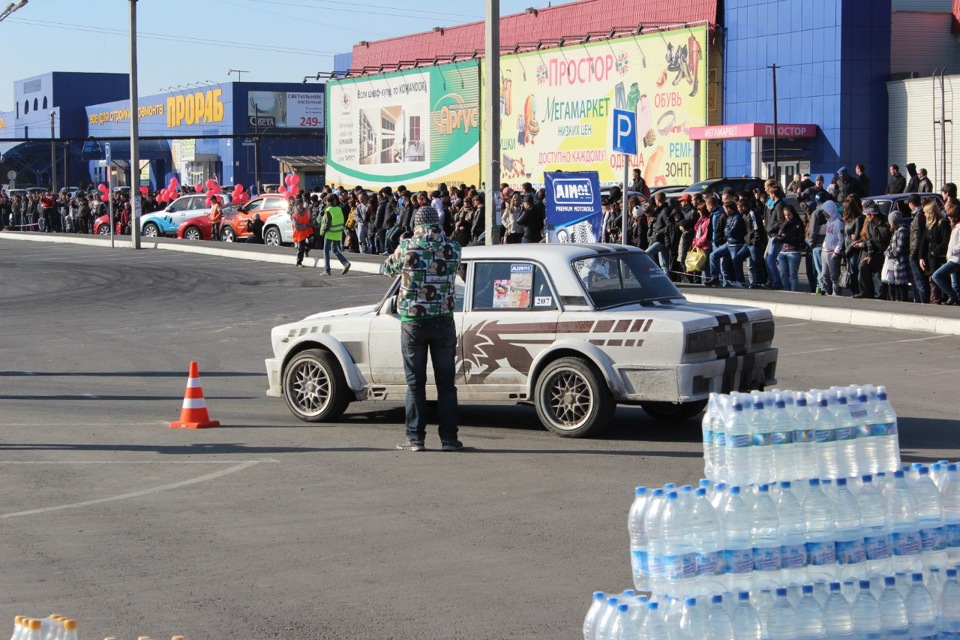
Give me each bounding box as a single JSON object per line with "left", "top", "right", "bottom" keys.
{"left": 382, "top": 225, "right": 462, "bottom": 320}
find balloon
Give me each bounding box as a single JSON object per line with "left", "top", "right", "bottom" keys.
{"left": 194, "top": 183, "right": 203, "bottom": 193}
{"left": 139, "top": 186, "right": 148, "bottom": 196}
{"left": 205, "top": 179, "right": 216, "bottom": 190}
{"left": 290, "top": 174, "right": 300, "bottom": 185}
{"left": 234, "top": 184, "right": 244, "bottom": 193}
{"left": 98, "top": 184, "right": 108, "bottom": 193}
{"left": 289, "top": 186, "right": 300, "bottom": 197}
{"left": 238, "top": 193, "right": 249, "bottom": 203}
{"left": 170, "top": 177, "right": 179, "bottom": 187}
{"left": 101, "top": 194, "right": 110, "bottom": 202}
{"left": 284, "top": 175, "right": 294, "bottom": 187}
{"left": 212, "top": 184, "right": 222, "bottom": 195}
{"left": 278, "top": 185, "right": 288, "bottom": 196}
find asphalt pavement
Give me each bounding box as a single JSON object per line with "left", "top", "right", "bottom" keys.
{"left": 1, "top": 238, "right": 959, "bottom": 639}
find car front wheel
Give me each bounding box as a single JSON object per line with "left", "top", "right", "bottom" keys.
{"left": 142, "top": 222, "right": 160, "bottom": 238}
{"left": 640, "top": 399, "right": 708, "bottom": 422}
{"left": 220, "top": 226, "right": 236, "bottom": 242}
{"left": 264, "top": 227, "right": 282, "bottom": 246}
{"left": 534, "top": 357, "right": 614, "bottom": 437}
{"left": 183, "top": 226, "right": 202, "bottom": 241}
{"left": 282, "top": 349, "right": 350, "bottom": 422}
{"left": 97, "top": 225, "right": 109, "bottom": 235}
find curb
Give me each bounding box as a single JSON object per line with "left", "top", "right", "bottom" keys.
{"left": 4, "top": 231, "right": 959, "bottom": 335}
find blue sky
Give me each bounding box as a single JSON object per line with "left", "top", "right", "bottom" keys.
{"left": 0, "top": 0, "right": 575, "bottom": 110}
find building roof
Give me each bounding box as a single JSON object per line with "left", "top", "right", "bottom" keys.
{"left": 273, "top": 155, "right": 326, "bottom": 170}
{"left": 350, "top": 0, "right": 717, "bottom": 71}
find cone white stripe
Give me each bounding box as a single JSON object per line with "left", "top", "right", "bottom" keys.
{"left": 181, "top": 398, "right": 208, "bottom": 409}
{"left": 186, "top": 378, "right": 202, "bottom": 388}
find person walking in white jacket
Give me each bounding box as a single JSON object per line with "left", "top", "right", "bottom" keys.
{"left": 932, "top": 205, "right": 960, "bottom": 305}
{"left": 817, "top": 198, "right": 845, "bottom": 295}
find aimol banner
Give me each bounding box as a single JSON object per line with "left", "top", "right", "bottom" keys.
{"left": 486, "top": 26, "right": 708, "bottom": 187}
{"left": 326, "top": 62, "right": 480, "bottom": 190}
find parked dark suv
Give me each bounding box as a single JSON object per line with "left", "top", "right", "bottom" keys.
{"left": 681, "top": 177, "right": 764, "bottom": 196}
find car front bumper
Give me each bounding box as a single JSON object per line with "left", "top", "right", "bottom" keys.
{"left": 265, "top": 358, "right": 281, "bottom": 397}
{"left": 615, "top": 347, "right": 778, "bottom": 403}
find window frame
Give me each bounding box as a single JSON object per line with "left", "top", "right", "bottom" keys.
{"left": 469, "top": 259, "right": 559, "bottom": 313}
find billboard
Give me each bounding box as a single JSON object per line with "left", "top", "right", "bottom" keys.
{"left": 544, "top": 171, "right": 603, "bottom": 243}
{"left": 326, "top": 61, "right": 481, "bottom": 190}
{"left": 487, "top": 26, "right": 708, "bottom": 187}
{"left": 248, "top": 91, "right": 325, "bottom": 129}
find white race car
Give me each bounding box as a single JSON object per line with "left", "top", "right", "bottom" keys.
{"left": 265, "top": 244, "right": 778, "bottom": 437}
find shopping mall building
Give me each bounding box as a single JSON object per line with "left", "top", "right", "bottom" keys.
{"left": 0, "top": 72, "right": 325, "bottom": 191}
{"left": 327, "top": 0, "right": 960, "bottom": 191}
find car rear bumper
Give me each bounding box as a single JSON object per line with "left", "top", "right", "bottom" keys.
{"left": 615, "top": 348, "right": 778, "bottom": 402}
{"left": 265, "top": 358, "right": 281, "bottom": 396}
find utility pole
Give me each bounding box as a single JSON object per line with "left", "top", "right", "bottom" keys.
{"left": 64, "top": 141, "right": 69, "bottom": 189}
{"left": 769, "top": 63, "right": 779, "bottom": 185}
{"left": 50, "top": 111, "right": 56, "bottom": 192}
{"left": 253, "top": 105, "right": 261, "bottom": 193}
{"left": 484, "top": 0, "right": 500, "bottom": 245}
{"left": 129, "top": 0, "right": 141, "bottom": 248}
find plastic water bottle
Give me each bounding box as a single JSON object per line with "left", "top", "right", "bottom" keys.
{"left": 777, "top": 481, "right": 807, "bottom": 586}
{"left": 852, "top": 579, "right": 882, "bottom": 640}
{"left": 641, "top": 602, "right": 669, "bottom": 640}
{"left": 610, "top": 603, "right": 641, "bottom": 640}
{"left": 796, "top": 584, "right": 827, "bottom": 640}
{"left": 750, "top": 398, "right": 775, "bottom": 486}
{"left": 803, "top": 479, "right": 838, "bottom": 583}
{"left": 725, "top": 399, "right": 752, "bottom": 487}
{"left": 930, "top": 461, "right": 950, "bottom": 490}
{"left": 822, "top": 582, "right": 855, "bottom": 639}
{"left": 943, "top": 464, "right": 960, "bottom": 562}
{"left": 705, "top": 595, "right": 734, "bottom": 640}
{"left": 792, "top": 394, "right": 818, "bottom": 482}
{"left": 629, "top": 487, "right": 651, "bottom": 592}
{"left": 645, "top": 489, "right": 667, "bottom": 595}
{"left": 711, "top": 482, "right": 728, "bottom": 511}
{"left": 879, "top": 576, "right": 910, "bottom": 639}
{"left": 913, "top": 467, "right": 948, "bottom": 570}
{"left": 584, "top": 591, "right": 607, "bottom": 640}
{"left": 905, "top": 573, "right": 937, "bottom": 640}
{"left": 814, "top": 394, "right": 840, "bottom": 479}
{"left": 596, "top": 597, "right": 621, "bottom": 640}
{"left": 730, "top": 592, "right": 761, "bottom": 640}
{"left": 751, "top": 484, "right": 782, "bottom": 577}
{"left": 25, "top": 620, "right": 40, "bottom": 640}
{"left": 851, "top": 389, "right": 877, "bottom": 475}
{"left": 765, "top": 397, "right": 795, "bottom": 484}
{"left": 832, "top": 392, "right": 860, "bottom": 479}
{"left": 722, "top": 486, "right": 755, "bottom": 594}
{"left": 661, "top": 491, "right": 697, "bottom": 598}
{"left": 678, "top": 598, "right": 706, "bottom": 640}
{"left": 768, "top": 588, "right": 799, "bottom": 640}
{"left": 859, "top": 475, "right": 893, "bottom": 579}
{"left": 628, "top": 595, "right": 649, "bottom": 633}
{"left": 940, "top": 568, "right": 960, "bottom": 639}
{"left": 691, "top": 487, "right": 726, "bottom": 596}
{"left": 704, "top": 394, "right": 720, "bottom": 479}
{"left": 887, "top": 471, "right": 923, "bottom": 574}
{"left": 60, "top": 620, "right": 76, "bottom": 640}
{"left": 871, "top": 387, "right": 900, "bottom": 473}
{"left": 833, "top": 478, "right": 867, "bottom": 582}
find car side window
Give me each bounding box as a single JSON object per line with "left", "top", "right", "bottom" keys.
{"left": 472, "top": 262, "right": 555, "bottom": 311}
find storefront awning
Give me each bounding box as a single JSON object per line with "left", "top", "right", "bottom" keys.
{"left": 688, "top": 123, "right": 818, "bottom": 140}
{"left": 272, "top": 155, "right": 326, "bottom": 171}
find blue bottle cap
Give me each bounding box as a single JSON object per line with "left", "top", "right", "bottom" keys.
{"left": 894, "top": 471, "right": 905, "bottom": 478}
{"left": 912, "top": 573, "right": 924, "bottom": 582}
{"left": 618, "top": 603, "right": 630, "bottom": 613}
{"left": 732, "top": 402, "right": 743, "bottom": 411}
{"left": 780, "top": 481, "right": 792, "bottom": 489}
{"left": 696, "top": 488, "right": 706, "bottom": 497}
{"left": 712, "top": 595, "right": 723, "bottom": 604}
{"left": 885, "top": 576, "right": 896, "bottom": 586}
{"left": 715, "top": 482, "right": 726, "bottom": 491}
{"left": 919, "top": 467, "right": 929, "bottom": 476}
{"left": 912, "top": 463, "right": 923, "bottom": 470}
{"left": 738, "top": 592, "right": 750, "bottom": 601}
{"left": 753, "top": 401, "right": 763, "bottom": 410}
{"left": 837, "top": 478, "right": 847, "bottom": 487}
{"left": 608, "top": 597, "right": 619, "bottom": 604}
{"left": 862, "top": 474, "right": 873, "bottom": 483}
{"left": 809, "top": 478, "right": 820, "bottom": 487}
{"left": 775, "top": 399, "right": 785, "bottom": 409}
{"left": 594, "top": 591, "right": 606, "bottom": 600}
{"left": 878, "top": 388, "right": 887, "bottom": 400}
{"left": 730, "top": 486, "right": 741, "bottom": 494}
{"left": 817, "top": 394, "right": 828, "bottom": 407}
{"left": 635, "top": 486, "right": 647, "bottom": 496}
{"left": 947, "top": 569, "right": 957, "bottom": 578}
{"left": 836, "top": 393, "right": 848, "bottom": 405}
{"left": 859, "top": 580, "right": 871, "bottom": 589}
{"left": 648, "top": 602, "right": 659, "bottom": 611}
{"left": 932, "top": 463, "right": 943, "bottom": 472}
{"left": 623, "top": 590, "right": 636, "bottom": 596}
{"left": 699, "top": 479, "right": 711, "bottom": 488}
{"left": 857, "top": 393, "right": 867, "bottom": 403}
{"left": 802, "top": 585, "right": 813, "bottom": 594}
{"left": 797, "top": 396, "right": 807, "bottom": 407}
{"left": 681, "top": 485, "right": 693, "bottom": 493}
{"left": 653, "top": 488, "right": 664, "bottom": 496}
{"left": 758, "top": 484, "right": 769, "bottom": 492}
{"left": 638, "top": 595, "right": 649, "bottom": 603}
{"left": 776, "top": 588, "right": 788, "bottom": 597}
{"left": 685, "top": 598, "right": 697, "bottom": 606}
{"left": 664, "top": 483, "right": 677, "bottom": 489}
{"left": 950, "top": 464, "right": 958, "bottom": 472}
{"left": 667, "top": 491, "right": 678, "bottom": 499}
{"left": 830, "top": 582, "right": 841, "bottom": 592}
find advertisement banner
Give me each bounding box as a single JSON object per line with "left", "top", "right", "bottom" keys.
{"left": 248, "top": 91, "right": 325, "bottom": 129}
{"left": 487, "top": 26, "right": 708, "bottom": 188}
{"left": 544, "top": 171, "right": 602, "bottom": 243}
{"left": 325, "top": 61, "right": 481, "bottom": 190}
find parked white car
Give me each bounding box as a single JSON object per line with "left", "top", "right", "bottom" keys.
{"left": 262, "top": 210, "right": 294, "bottom": 246}
{"left": 265, "top": 244, "right": 779, "bottom": 437}
{"left": 140, "top": 193, "right": 232, "bottom": 238}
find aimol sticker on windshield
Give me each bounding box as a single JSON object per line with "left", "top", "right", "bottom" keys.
{"left": 166, "top": 89, "right": 224, "bottom": 127}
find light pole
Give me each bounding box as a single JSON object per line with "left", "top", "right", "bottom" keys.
{"left": 484, "top": 0, "right": 500, "bottom": 246}
{"left": 130, "top": 0, "right": 141, "bottom": 248}
{"left": 0, "top": 0, "right": 28, "bottom": 22}
{"left": 49, "top": 111, "right": 56, "bottom": 192}
{"left": 228, "top": 69, "right": 249, "bottom": 83}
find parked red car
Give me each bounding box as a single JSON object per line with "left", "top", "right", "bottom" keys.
{"left": 177, "top": 205, "right": 239, "bottom": 240}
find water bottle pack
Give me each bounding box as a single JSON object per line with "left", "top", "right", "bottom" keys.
{"left": 585, "top": 386, "right": 960, "bottom": 639}
{"left": 7, "top": 614, "right": 191, "bottom": 640}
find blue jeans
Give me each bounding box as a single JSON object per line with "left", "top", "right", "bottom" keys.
{"left": 709, "top": 243, "right": 744, "bottom": 285}
{"left": 521, "top": 236, "right": 535, "bottom": 243}
{"left": 646, "top": 242, "right": 670, "bottom": 271}
{"left": 932, "top": 261, "right": 960, "bottom": 303}
{"left": 809, "top": 246, "right": 823, "bottom": 292}
{"left": 777, "top": 250, "right": 802, "bottom": 291}
{"left": 738, "top": 244, "right": 765, "bottom": 286}
{"left": 323, "top": 237, "right": 348, "bottom": 273}
{"left": 846, "top": 250, "right": 861, "bottom": 295}
{"left": 765, "top": 239, "right": 783, "bottom": 288}
{"left": 910, "top": 258, "right": 929, "bottom": 303}
{"left": 401, "top": 316, "right": 459, "bottom": 445}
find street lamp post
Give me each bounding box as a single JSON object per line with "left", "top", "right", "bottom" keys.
{"left": 228, "top": 69, "right": 249, "bottom": 83}
{"left": 50, "top": 112, "right": 56, "bottom": 192}
{"left": 130, "top": 0, "right": 141, "bottom": 248}
{"left": 484, "top": 0, "right": 500, "bottom": 246}
{"left": 0, "top": 0, "right": 28, "bottom": 22}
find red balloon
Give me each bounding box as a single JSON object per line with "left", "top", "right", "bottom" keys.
{"left": 205, "top": 179, "right": 216, "bottom": 190}
{"left": 284, "top": 175, "right": 294, "bottom": 187}
{"left": 139, "top": 186, "right": 149, "bottom": 196}
{"left": 290, "top": 175, "right": 300, "bottom": 185}
{"left": 289, "top": 186, "right": 300, "bottom": 197}
{"left": 278, "top": 185, "right": 288, "bottom": 196}
{"left": 101, "top": 194, "right": 110, "bottom": 202}
{"left": 194, "top": 183, "right": 203, "bottom": 193}
{"left": 98, "top": 184, "right": 108, "bottom": 193}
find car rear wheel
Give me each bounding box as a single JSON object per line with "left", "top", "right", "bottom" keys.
{"left": 282, "top": 349, "right": 350, "bottom": 422}
{"left": 264, "top": 227, "right": 282, "bottom": 246}
{"left": 142, "top": 222, "right": 160, "bottom": 238}
{"left": 534, "top": 357, "right": 614, "bottom": 437}
{"left": 183, "top": 226, "right": 202, "bottom": 241}
{"left": 640, "top": 399, "right": 708, "bottom": 422}
{"left": 220, "top": 226, "right": 236, "bottom": 242}
{"left": 97, "top": 225, "right": 109, "bottom": 235}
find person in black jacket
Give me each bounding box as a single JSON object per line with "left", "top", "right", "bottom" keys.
{"left": 775, "top": 204, "right": 806, "bottom": 292}
{"left": 851, "top": 202, "right": 891, "bottom": 299}
{"left": 905, "top": 163, "right": 920, "bottom": 193}
{"left": 706, "top": 200, "right": 747, "bottom": 287}
{"left": 645, "top": 191, "right": 672, "bottom": 271}
{"left": 920, "top": 201, "right": 951, "bottom": 303}
{"left": 907, "top": 194, "right": 928, "bottom": 303}
{"left": 763, "top": 180, "right": 787, "bottom": 289}
{"left": 886, "top": 165, "right": 907, "bottom": 195}
{"left": 516, "top": 193, "right": 544, "bottom": 243}
{"left": 738, "top": 194, "right": 768, "bottom": 288}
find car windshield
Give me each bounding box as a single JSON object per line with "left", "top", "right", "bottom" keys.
{"left": 573, "top": 252, "right": 683, "bottom": 309}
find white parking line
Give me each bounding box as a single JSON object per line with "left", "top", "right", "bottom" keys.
{"left": 0, "top": 460, "right": 263, "bottom": 519}
{"left": 0, "top": 459, "right": 280, "bottom": 464}
{"left": 782, "top": 334, "right": 951, "bottom": 357}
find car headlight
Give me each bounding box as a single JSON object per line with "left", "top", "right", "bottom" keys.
{"left": 752, "top": 320, "right": 775, "bottom": 345}
{"left": 685, "top": 328, "right": 715, "bottom": 354}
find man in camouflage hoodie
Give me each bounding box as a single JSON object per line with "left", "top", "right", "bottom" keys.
{"left": 383, "top": 191, "right": 463, "bottom": 452}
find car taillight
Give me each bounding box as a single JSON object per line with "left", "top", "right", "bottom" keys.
{"left": 685, "top": 328, "right": 715, "bottom": 354}
{"left": 752, "top": 320, "right": 775, "bottom": 345}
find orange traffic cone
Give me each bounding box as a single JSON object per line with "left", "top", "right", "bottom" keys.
{"left": 170, "top": 361, "right": 220, "bottom": 429}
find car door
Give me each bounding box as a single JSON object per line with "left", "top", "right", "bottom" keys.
{"left": 366, "top": 269, "right": 467, "bottom": 386}
{"left": 461, "top": 260, "right": 558, "bottom": 388}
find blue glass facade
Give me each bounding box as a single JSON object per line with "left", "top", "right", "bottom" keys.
{"left": 722, "top": 0, "right": 891, "bottom": 186}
